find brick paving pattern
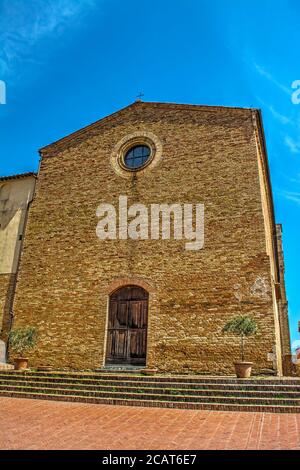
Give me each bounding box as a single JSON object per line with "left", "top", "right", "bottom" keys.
{"left": 0, "top": 397, "right": 299, "bottom": 450}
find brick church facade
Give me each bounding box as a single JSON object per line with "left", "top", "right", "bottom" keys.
{"left": 1, "top": 101, "right": 291, "bottom": 375}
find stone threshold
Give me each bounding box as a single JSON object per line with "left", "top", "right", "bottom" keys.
{"left": 0, "top": 363, "right": 14, "bottom": 371}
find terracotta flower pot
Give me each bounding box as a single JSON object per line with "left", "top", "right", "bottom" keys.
{"left": 234, "top": 361, "right": 253, "bottom": 378}
{"left": 14, "top": 358, "right": 29, "bottom": 371}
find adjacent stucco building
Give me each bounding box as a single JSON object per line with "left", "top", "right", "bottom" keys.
{"left": 4, "top": 102, "right": 291, "bottom": 375}
{"left": 0, "top": 173, "right": 36, "bottom": 362}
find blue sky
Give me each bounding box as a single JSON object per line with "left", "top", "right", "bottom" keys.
{"left": 0, "top": 0, "right": 299, "bottom": 348}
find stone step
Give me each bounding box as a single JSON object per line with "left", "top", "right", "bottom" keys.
{"left": 0, "top": 389, "right": 299, "bottom": 413}
{"left": 0, "top": 371, "right": 299, "bottom": 386}
{"left": 99, "top": 366, "right": 145, "bottom": 372}
{"left": 0, "top": 379, "right": 300, "bottom": 397}
{"left": 0, "top": 384, "right": 300, "bottom": 406}
{"left": 0, "top": 371, "right": 299, "bottom": 412}
{"left": 0, "top": 374, "right": 299, "bottom": 392}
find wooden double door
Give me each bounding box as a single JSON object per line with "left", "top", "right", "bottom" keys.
{"left": 106, "top": 286, "right": 148, "bottom": 365}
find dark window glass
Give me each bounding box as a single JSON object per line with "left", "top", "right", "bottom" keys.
{"left": 124, "top": 145, "right": 151, "bottom": 169}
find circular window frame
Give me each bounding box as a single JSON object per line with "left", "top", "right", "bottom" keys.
{"left": 111, "top": 131, "right": 163, "bottom": 179}
{"left": 120, "top": 142, "right": 154, "bottom": 172}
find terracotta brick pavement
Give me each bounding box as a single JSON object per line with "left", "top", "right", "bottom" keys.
{"left": 0, "top": 397, "right": 299, "bottom": 450}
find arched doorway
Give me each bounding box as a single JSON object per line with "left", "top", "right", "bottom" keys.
{"left": 106, "top": 285, "right": 149, "bottom": 366}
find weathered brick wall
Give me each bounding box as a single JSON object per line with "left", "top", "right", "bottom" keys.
{"left": 12, "top": 102, "right": 282, "bottom": 374}
{"left": 276, "top": 224, "right": 292, "bottom": 375}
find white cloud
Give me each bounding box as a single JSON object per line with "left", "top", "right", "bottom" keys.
{"left": 256, "top": 97, "right": 291, "bottom": 124}
{"left": 267, "top": 106, "right": 291, "bottom": 125}
{"left": 279, "top": 189, "right": 300, "bottom": 205}
{"left": 255, "top": 97, "right": 300, "bottom": 156}
{"left": 252, "top": 64, "right": 300, "bottom": 158}
{"left": 279, "top": 172, "right": 300, "bottom": 184}
{"left": 0, "top": 0, "right": 96, "bottom": 77}
{"left": 284, "top": 136, "right": 300, "bottom": 154}
{"left": 253, "top": 62, "right": 291, "bottom": 95}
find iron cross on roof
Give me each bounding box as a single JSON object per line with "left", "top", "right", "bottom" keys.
{"left": 136, "top": 92, "right": 144, "bottom": 102}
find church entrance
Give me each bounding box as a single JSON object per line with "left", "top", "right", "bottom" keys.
{"left": 105, "top": 285, "right": 148, "bottom": 366}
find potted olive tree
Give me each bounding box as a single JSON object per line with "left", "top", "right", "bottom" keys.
{"left": 222, "top": 315, "right": 258, "bottom": 378}
{"left": 8, "top": 327, "right": 37, "bottom": 371}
